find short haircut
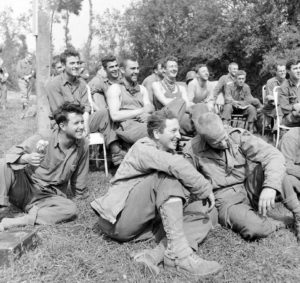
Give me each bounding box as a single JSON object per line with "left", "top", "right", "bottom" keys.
{"left": 101, "top": 54, "right": 117, "bottom": 69}
{"left": 147, "top": 109, "right": 177, "bottom": 139}
{"left": 236, "top": 70, "right": 246, "bottom": 77}
{"left": 228, "top": 62, "right": 238, "bottom": 68}
{"left": 162, "top": 56, "right": 178, "bottom": 68}
{"left": 153, "top": 59, "right": 163, "bottom": 71}
{"left": 194, "top": 64, "right": 207, "bottom": 72}
{"left": 286, "top": 58, "right": 300, "bottom": 71}
{"left": 52, "top": 55, "right": 62, "bottom": 68}
{"left": 60, "top": 48, "right": 80, "bottom": 65}
{"left": 119, "top": 54, "right": 138, "bottom": 68}
{"left": 53, "top": 102, "right": 84, "bottom": 126}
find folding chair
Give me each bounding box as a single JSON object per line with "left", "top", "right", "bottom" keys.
{"left": 261, "top": 85, "right": 267, "bottom": 136}
{"left": 273, "top": 86, "right": 291, "bottom": 148}
{"left": 87, "top": 85, "right": 108, "bottom": 176}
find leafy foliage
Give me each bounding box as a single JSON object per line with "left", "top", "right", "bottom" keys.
{"left": 120, "top": 0, "right": 300, "bottom": 97}
{"left": 0, "top": 8, "right": 31, "bottom": 90}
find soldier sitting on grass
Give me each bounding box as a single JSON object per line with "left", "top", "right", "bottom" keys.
{"left": 0, "top": 102, "right": 89, "bottom": 230}
{"left": 91, "top": 109, "right": 222, "bottom": 277}
{"left": 184, "top": 111, "right": 297, "bottom": 241}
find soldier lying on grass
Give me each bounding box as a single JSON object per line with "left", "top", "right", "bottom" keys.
{"left": 0, "top": 102, "right": 89, "bottom": 230}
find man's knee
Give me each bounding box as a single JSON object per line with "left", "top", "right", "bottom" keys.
{"left": 238, "top": 221, "right": 272, "bottom": 240}
{"left": 155, "top": 173, "right": 187, "bottom": 208}
{"left": 221, "top": 104, "right": 233, "bottom": 120}
{"left": 35, "top": 198, "right": 77, "bottom": 225}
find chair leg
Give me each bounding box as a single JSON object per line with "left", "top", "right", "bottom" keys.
{"left": 276, "top": 128, "right": 280, "bottom": 148}
{"left": 103, "top": 142, "right": 108, "bottom": 177}
{"left": 262, "top": 116, "right": 265, "bottom": 136}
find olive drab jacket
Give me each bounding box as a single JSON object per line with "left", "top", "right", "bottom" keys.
{"left": 183, "top": 128, "right": 286, "bottom": 195}
{"left": 95, "top": 137, "right": 213, "bottom": 224}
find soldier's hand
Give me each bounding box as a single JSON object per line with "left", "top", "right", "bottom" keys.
{"left": 137, "top": 112, "right": 150, "bottom": 123}
{"left": 20, "top": 152, "right": 45, "bottom": 166}
{"left": 258, "top": 187, "right": 276, "bottom": 217}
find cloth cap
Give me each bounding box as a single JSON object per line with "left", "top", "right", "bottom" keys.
{"left": 196, "top": 112, "right": 227, "bottom": 144}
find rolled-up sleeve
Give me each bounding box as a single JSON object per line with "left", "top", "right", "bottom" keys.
{"left": 5, "top": 135, "right": 41, "bottom": 170}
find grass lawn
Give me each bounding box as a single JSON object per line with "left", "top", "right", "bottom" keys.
{"left": 1, "top": 92, "right": 300, "bottom": 282}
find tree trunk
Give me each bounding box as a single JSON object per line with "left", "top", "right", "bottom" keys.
{"left": 64, "top": 10, "right": 70, "bottom": 48}
{"left": 36, "top": 0, "right": 51, "bottom": 136}
{"left": 84, "top": 0, "right": 94, "bottom": 66}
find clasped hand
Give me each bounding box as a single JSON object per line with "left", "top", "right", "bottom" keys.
{"left": 21, "top": 152, "right": 45, "bottom": 167}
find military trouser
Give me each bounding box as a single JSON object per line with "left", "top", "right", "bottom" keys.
{"left": 0, "top": 159, "right": 77, "bottom": 225}
{"left": 96, "top": 172, "right": 212, "bottom": 250}
{"left": 222, "top": 104, "right": 257, "bottom": 123}
{"left": 89, "top": 107, "right": 118, "bottom": 147}
{"left": 214, "top": 164, "right": 283, "bottom": 240}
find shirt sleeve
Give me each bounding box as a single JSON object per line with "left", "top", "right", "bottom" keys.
{"left": 80, "top": 83, "right": 91, "bottom": 113}
{"left": 213, "top": 76, "right": 225, "bottom": 101}
{"left": 278, "top": 85, "right": 293, "bottom": 114}
{"left": 5, "top": 134, "right": 41, "bottom": 170}
{"left": 134, "top": 143, "right": 213, "bottom": 199}
{"left": 279, "top": 129, "right": 300, "bottom": 179}
{"left": 237, "top": 130, "right": 286, "bottom": 194}
{"left": 244, "top": 85, "right": 255, "bottom": 102}
{"left": 224, "top": 84, "right": 234, "bottom": 104}
{"left": 70, "top": 140, "right": 89, "bottom": 195}
{"left": 88, "top": 77, "right": 105, "bottom": 96}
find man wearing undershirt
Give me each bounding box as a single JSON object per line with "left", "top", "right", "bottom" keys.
{"left": 152, "top": 56, "right": 195, "bottom": 136}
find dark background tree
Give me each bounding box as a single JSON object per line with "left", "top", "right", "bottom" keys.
{"left": 122, "top": 0, "right": 300, "bottom": 97}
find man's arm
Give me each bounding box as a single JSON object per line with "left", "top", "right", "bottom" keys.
{"left": 5, "top": 134, "right": 44, "bottom": 169}
{"left": 141, "top": 85, "right": 154, "bottom": 113}
{"left": 107, "top": 84, "right": 144, "bottom": 122}
{"left": 278, "top": 85, "right": 293, "bottom": 114}
{"left": 236, "top": 130, "right": 286, "bottom": 216}
{"left": 179, "top": 84, "right": 194, "bottom": 108}
{"left": 187, "top": 80, "right": 196, "bottom": 102}
{"left": 280, "top": 129, "right": 300, "bottom": 179}
{"left": 213, "top": 75, "right": 225, "bottom": 101}
{"left": 224, "top": 85, "right": 234, "bottom": 104}
{"left": 237, "top": 130, "right": 286, "bottom": 193}
{"left": 133, "top": 142, "right": 213, "bottom": 199}
{"left": 244, "top": 85, "right": 255, "bottom": 102}
{"left": 152, "top": 81, "right": 175, "bottom": 106}
{"left": 70, "top": 141, "right": 89, "bottom": 196}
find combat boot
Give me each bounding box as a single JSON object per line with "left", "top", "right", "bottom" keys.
{"left": 160, "top": 198, "right": 222, "bottom": 277}
{"left": 283, "top": 196, "right": 300, "bottom": 243}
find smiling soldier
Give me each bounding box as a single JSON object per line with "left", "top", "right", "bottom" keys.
{"left": 0, "top": 102, "right": 89, "bottom": 230}
{"left": 45, "top": 48, "right": 120, "bottom": 163}
{"left": 106, "top": 54, "right": 154, "bottom": 145}
{"left": 91, "top": 109, "right": 222, "bottom": 277}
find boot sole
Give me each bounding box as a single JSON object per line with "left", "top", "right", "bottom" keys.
{"left": 165, "top": 263, "right": 222, "bottom": 277}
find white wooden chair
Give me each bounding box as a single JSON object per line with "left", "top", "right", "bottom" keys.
{"left": 261, "top": 85, "right": 267, "bottom": 136}
{"left": 87, "top": 85, "right": 108, "bottom": 176}
{"left": 273, "top": 86, "right": 291, "bottom": 147}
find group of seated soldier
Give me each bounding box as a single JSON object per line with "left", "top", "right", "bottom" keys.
{"left": 1, "top": 48, "right": 300, "bottom": 278}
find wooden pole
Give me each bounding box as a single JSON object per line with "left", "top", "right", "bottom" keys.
{"left": 35, "top": 0, "right": 51, "bottom": 136}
